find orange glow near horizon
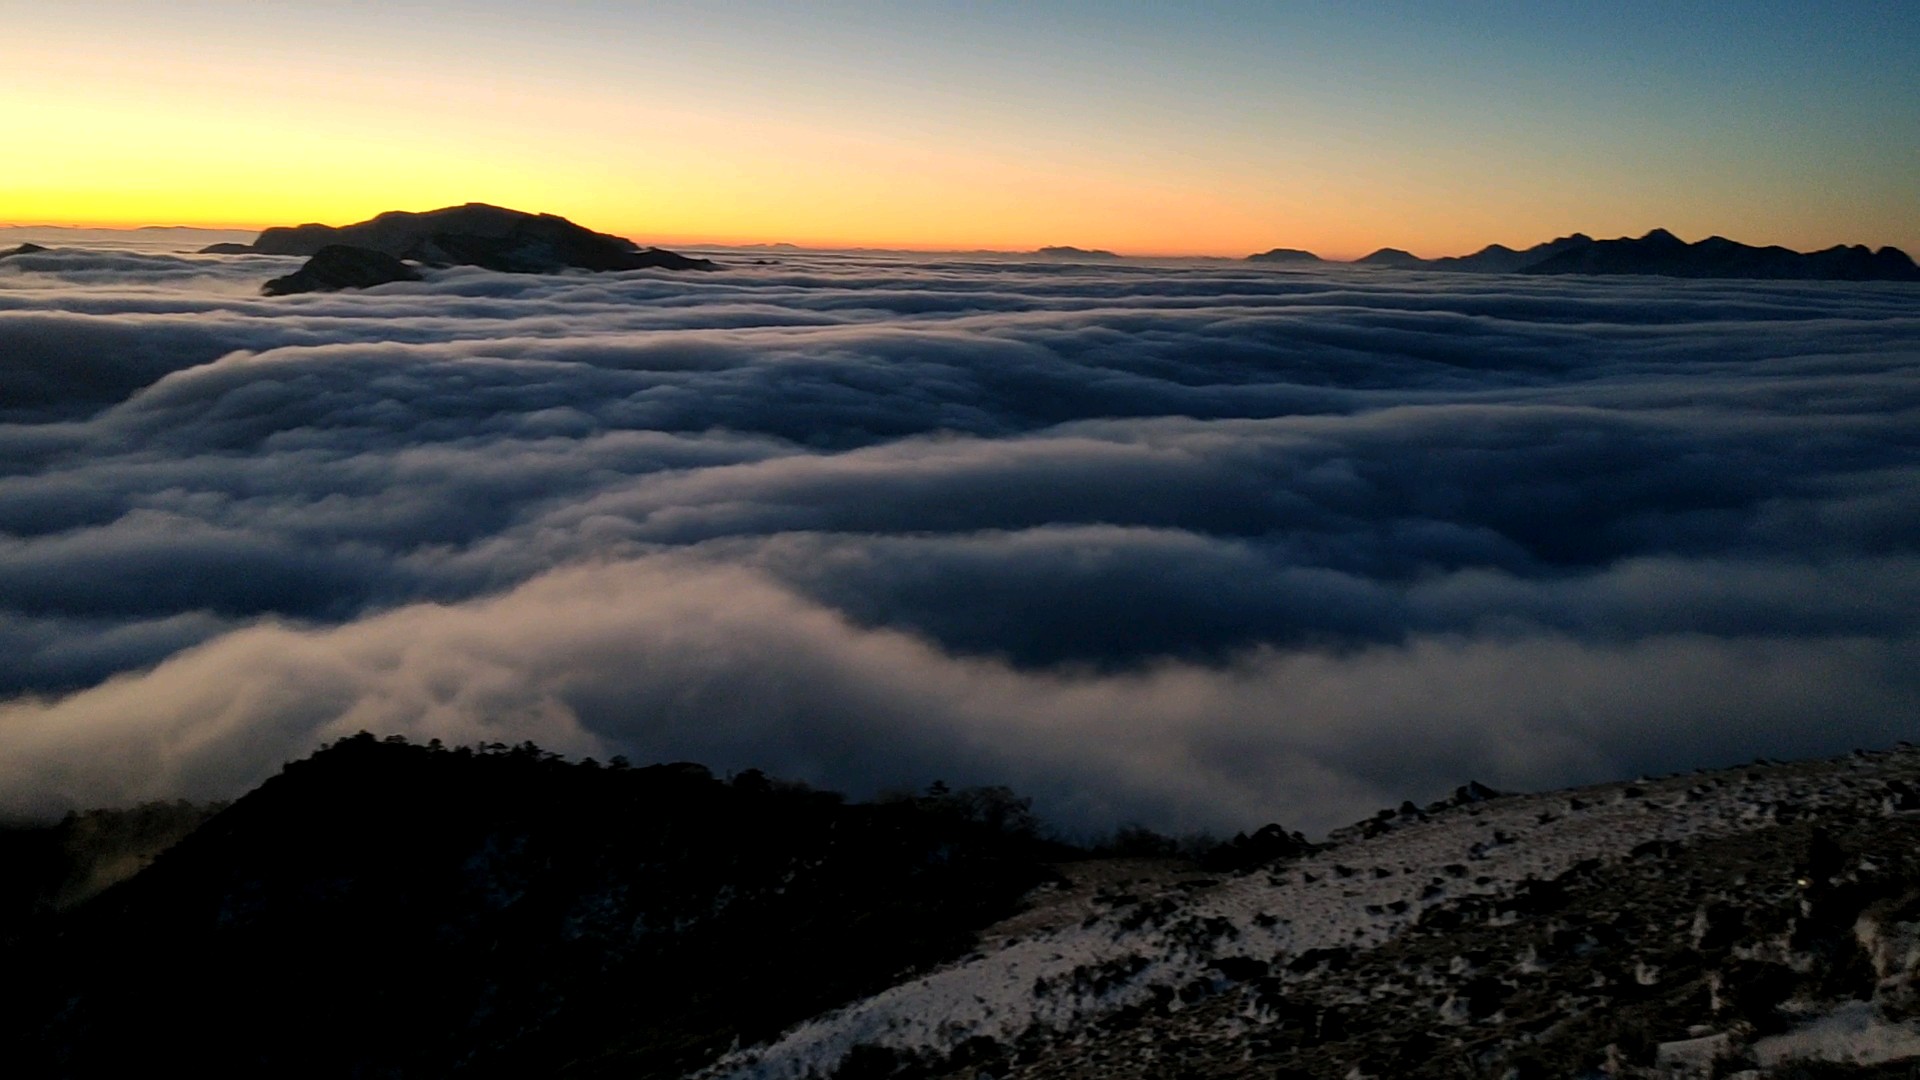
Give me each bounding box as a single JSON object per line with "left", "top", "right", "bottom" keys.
{"left": 6, "top": 7, "right": 1915, "bottom": 263}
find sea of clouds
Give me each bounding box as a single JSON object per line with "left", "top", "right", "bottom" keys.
{"left": 2, "top": 233, "right": 1916, "bottom": 835}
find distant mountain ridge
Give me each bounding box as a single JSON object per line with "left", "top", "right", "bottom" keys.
{"left": 1338, "top": 229, "right": 1920, "bottom": 280}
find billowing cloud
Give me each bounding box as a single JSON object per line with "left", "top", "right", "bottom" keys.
{"left": 2, "top": 236, "right": 1916, "bottom": 834}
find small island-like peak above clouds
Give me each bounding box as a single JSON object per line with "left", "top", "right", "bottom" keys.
{"left": 1033, "top": 245, "right": 1123, "bottom": 260}
{"left": 1246, "top": 247, "right": 1324, "bottom": 264}
{"left": 197, "top": 203, "right": 721, "bottom": 294}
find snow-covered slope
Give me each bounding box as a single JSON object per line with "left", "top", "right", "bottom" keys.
{"left": 703, "top": 746, "right": 1920, "bottom": 1079}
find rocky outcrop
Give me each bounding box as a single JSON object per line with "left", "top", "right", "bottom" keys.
{"left": 706, "top": 747, "right": 1920, "bottom": 1080}
{"left": 261, "top": 244, "right": 423, "bottom": 295}
{"left": 239, "top": 203, "right": 718, "bottom": 273}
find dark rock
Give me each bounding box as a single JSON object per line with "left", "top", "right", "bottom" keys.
{"left": 1200, "top": 822, "right": 1316, "bottom": 871}
{"left": 1211, "top": 956, "right": 1270, "bottom": 981}
{"left": 196, "top": 242, "right": 256, "bottom": 255}
{"left": 0, "top": 242, "right": 48, "bottom": 260}
{"left": 1287, "top": 946, "right": 1352, "bottom": 973}
{"left": 261, "top": 245, "right": 423, "bottom": 296}
{"left": 1887, "top": 780, "right": 1920, "bottom": 812}
{"left": 1451, "top": 780, "right": 1508, "bottom": 806}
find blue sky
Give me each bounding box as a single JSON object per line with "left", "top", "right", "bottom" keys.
{"left": 5, "top": 0, "right": 1916, "bottom": 254}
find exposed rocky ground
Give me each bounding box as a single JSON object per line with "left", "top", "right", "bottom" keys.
{"left": 706, "top": 748, "right": 1920, "bottom": 1080}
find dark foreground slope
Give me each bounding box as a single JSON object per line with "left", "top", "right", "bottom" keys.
{"left": 0, "top": 736, "right": 1058, "bottom": 1079}
{"left": 10, "top": 741, "right": 1920, "bottom": 1079}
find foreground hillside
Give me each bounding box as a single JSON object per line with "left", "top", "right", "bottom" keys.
{"left": 0, "top": 736, "right": 1058, "bottom": 1078}
{"left": 5, "top": 740, "right": 1920, "bottom": 1078}
{"left": 708, "top": 747, "right": 1920, "bottom": 1080}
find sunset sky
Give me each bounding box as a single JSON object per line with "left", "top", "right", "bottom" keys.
{"left": 6, "top": 1, "right": 1917, "bottom": 258}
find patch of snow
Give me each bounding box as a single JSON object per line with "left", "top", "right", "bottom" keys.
{"left": 698, "top": 747, "right": 1920, "bottom": 1080}
{"left": 1655, "top": 1031, "right": 1729, "bottom": 1077}
{"left": 1752, "top": 1000, "right": 1920, "bottom": 1067}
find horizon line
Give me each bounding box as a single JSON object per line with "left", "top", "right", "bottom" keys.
{"left": 4, "top": 218, "right": 1912, "bottom": 266}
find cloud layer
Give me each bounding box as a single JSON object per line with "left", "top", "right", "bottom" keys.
{"left": 3, "top": 241, "right": 1917, "bottom": 833}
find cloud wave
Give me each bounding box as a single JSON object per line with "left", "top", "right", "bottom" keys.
{"left": 2, "top": 242, "right": 1916, "bottom": 832}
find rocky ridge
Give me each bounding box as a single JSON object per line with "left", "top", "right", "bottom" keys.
{"left": 703, "top": 747, "right": 1920, "bottom": 1080}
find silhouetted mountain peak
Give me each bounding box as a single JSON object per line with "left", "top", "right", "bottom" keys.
{"left": 1350, "top": 228, "right": 1918, "bottom": 280}
{"left": 234, "top": 203, "right": 718, "bottom": 276}
{"left": 1035, "top": 245, "right": 1121, "bottom": 260}
{"left": 1521, "top": 229, "right": 1920, "bottom": 281}
{"left": 1247, "top": 247, "right": 1324, "bottom": 263}
{"left": 1355, "top": 247, "right": 1423, "bottom": 267}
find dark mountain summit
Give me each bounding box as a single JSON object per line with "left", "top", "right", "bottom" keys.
{"left": 0, "top": 242, "right": 48, "bottom": 260}
{"left": 1522, "top": 228, "right": 1920, "bottom": 280}
{"left": 1034, "top": 245, "right": 1122, "bottom": 260}
{"left": 1348, "top": 229, "right": 1919, "bottom": 280}
{"left": 216, "top": 202, "right": 719, "bottom": 277}
{"left": 1246, "top": 247, "right": 1323, "bottom": 264}
{"left": 1424, "top": 232, "right": 1593, "bottom": 273}
{"left": 1354, "top": 246, "right": 1424, "bottom": 268}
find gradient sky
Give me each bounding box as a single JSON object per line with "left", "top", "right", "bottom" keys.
{"left": 5, "top": 1, "right": 1916, "bottom": 258}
